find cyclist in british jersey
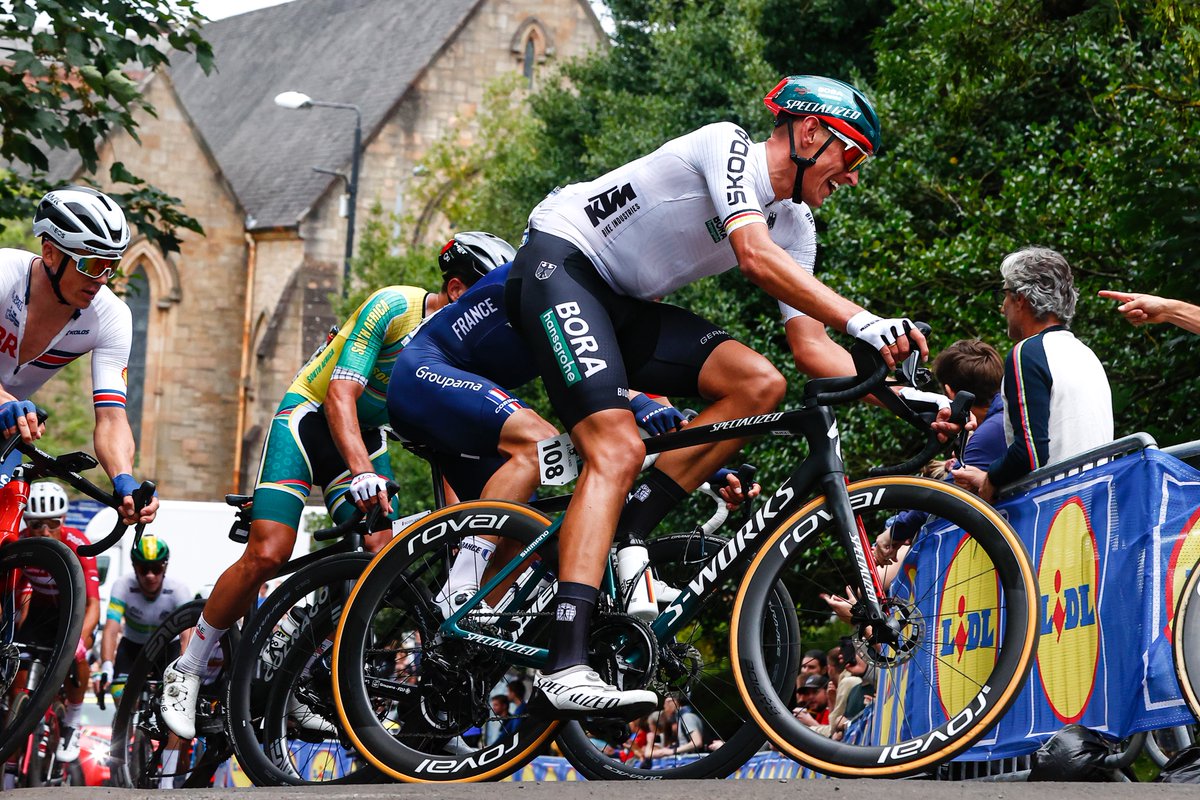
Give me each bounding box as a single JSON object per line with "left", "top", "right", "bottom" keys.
{"left": 159, "top": 232, "right": 514, "bottom": 740}
{"left": 0, "top": 186, "right": 157, "bottom": 526}
{"left": 98, "top": 535, "right": 191, "bottom": 703}
{"left": 14, "top": 482, "right": 101, "bottom": 763}
{"left": 505, "top": 75, "right": 934, "bottom": 716}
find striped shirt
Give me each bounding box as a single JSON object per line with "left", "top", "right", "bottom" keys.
{"left": 988, "top": 326, "right": 1113, "bottom": 486}
{"left": 106, "top": 573, "right": 191, "bottom": 645}
{"left": 0, "top": 249, "right": 131, "bottom": 408}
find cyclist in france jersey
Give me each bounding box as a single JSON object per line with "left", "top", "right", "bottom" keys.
{"left": 98, "top": 535, "right": 191, "bottom": 702}
{"left": 14, "top": 482, "right": 101, "bottom": 764}
{"left": 389, "top": 258, "right": 755, "bottom": 616}
{"left": 0, "top": 186, "right": 157, "bottom": 526}
{"left": 505, "top": 75, "right": 934, "bottom": 716}
{"left": 159, "top": 231, "right": 515, "bottom": 741}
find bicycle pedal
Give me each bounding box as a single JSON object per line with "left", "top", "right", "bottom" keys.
{"left": 195, "top": 715, "right": 224, "bottom": 736}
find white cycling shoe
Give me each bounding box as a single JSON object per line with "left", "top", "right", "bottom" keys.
{"left": 652, "top": 578, "right": 681, "bottom": 604}
{"left": 533, "top": 665, "right": 658, "bottom": 720}
{"left": 434, "top": 586, "right": 499, "bottom": 625}
{"left": 160, "top": 659, "right": 200, "bottom": 740}
{"left": 288, "top": 694, "right": 336, "bottom": 733}
{"left": 56, "top": 725, "right": 81, "bottom": 763}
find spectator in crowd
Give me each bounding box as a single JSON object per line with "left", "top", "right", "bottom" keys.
{"left": 953, "top": 247, "right": 1113, "bottom": 502}
{"left": 504, "top": 679, "right": 527, "bottom": 736}
{"left": 801, "top": 649, "right": 826, "bottom": 678}
{"left": 828, "top": 640, "right": 873, "bottom": 739}
{"left": 792, "top": 674, "right": 831, "bottom": 735}
{"left": 649, "top": 695, "right": 705, "bottom": 759}
{"left": 1099, "top": 290, "right": 1200, "bottom": 334}
{"left": 620, "top": 715, "right": 655, "bottom": 766}
{"left": 483, "top": 694, "right": 511, "bottom": 746}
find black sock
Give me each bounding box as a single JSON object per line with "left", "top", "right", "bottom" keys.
{"left": 617, "top": 468, "right": 689, "bottom": 544}
{"left": 543, "top": 581, "right": 598, "bottom": 673}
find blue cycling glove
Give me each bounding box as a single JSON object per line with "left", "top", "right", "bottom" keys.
{"left": 706, "top": 467, "right": 736, "bottom": 489}
{"left": 0, "top": 400, "right": 36, "bottom": 432}
{"left": 629, "top": 394, "right": 684, "bottom": 436}
{"left": 112, "top": 473, "right": 139, "bottom": 500}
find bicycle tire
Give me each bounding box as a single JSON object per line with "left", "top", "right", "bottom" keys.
{"left": 108, "top": 599, "right": 238, "bottom": 788}
{"left": 228, "top": 551, "right": 384, "bottom": 786}
{"left": 555, "top": 532, "right": 799, "bottom": 779}
{"left": 0, "top": 537, "right": 86, "bottom": 764}
{"left": 24, "top": 697, "right": 65, "bottom": 787}
{"left": 1173, "top": 556, "right": 1200, "bottom": 725}
{"left": 732, "top": 476, "right": 1038, "bottom": 778}
{"left": 333, "top": 501, "right": 560, "bottom": 783}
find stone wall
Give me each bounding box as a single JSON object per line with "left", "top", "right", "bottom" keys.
{"left": 70, "top": 73, "right": 248, "bottom": 500}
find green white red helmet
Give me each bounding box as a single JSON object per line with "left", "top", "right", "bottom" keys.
{"left": 764, "top": 75, "right": 882, "bottom": 158}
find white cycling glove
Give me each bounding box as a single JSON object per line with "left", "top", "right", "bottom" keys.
{"left": 846, "top": 311, "right": 915, "bottom": 350}
{"left": 898, "top": 386, "right": 951, "bottom": 412}
{"left": 349, "top": 472, "right": 389, "bottom": 504}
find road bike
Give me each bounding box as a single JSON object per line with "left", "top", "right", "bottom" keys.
{"left": 330, "top": 336, "right": 1040, "bottom": 781}
{"left": 0, "top": 422, "right": 153, "bottom": 765}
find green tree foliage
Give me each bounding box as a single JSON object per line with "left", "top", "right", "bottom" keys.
{"left": 0, "top": 0, "right": 212, "bottom": 254}
{"left": 352, "top": 0, "right": 1199, "bottom": 506}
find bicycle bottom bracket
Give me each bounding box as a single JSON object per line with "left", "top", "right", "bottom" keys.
{"left": 588, "top": 612, "right": 659, "bottom": 692}
{"left": 858, "top": 596, "right": 925, "bottom": 668}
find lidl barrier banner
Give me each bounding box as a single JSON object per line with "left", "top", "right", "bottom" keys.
{"left": 870, "top": 447, "right": 1200, "bottom": 761}
{"left": 212, "top": 750, "right": 828, "bottom": 784}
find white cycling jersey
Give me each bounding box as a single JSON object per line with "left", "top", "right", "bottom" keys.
{"left": 106, "top": 573, "right": 192, "bottom": 645}
{"left": 0, "top": 249, "right": 131, "bottom": 408}
{"left": 528, "top": 121, "right": 818, "bottom": 313}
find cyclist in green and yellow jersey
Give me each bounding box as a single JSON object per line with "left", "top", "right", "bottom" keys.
{"left": 159, "top": 232, "right": 516, "bottom": 740}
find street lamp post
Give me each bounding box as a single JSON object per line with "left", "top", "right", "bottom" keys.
{"left": 274, "top": 91, "right": 362, "bottom": 294}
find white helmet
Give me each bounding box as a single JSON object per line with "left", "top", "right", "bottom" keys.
{"left": 26, "top": 482, "right": 69, "bottom": 520}
{"left": 32, "top": 186, "right": 130, "bottom": 259}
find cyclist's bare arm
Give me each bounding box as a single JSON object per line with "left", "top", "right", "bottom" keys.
{"left": 325, "top": 378, "right": 392, "bottom": 515}
{"left": 100, "top": 618, "right": 120, "bottom": 666}
{"left": 82, "top": 596, "right": 99, "bottom": 649}
{"left": 730, "top": 223, "right": 925, "bottom": 367}
{"left": 95, "top": 406, "right": 158, "bottom": 524}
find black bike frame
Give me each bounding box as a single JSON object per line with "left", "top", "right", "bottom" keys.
{"left": 442, "top": 399, "right": 894, "bottom": 664}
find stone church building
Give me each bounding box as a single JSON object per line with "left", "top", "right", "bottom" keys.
{"left": 52, "top": 0, "right": 602, "bottom": 499}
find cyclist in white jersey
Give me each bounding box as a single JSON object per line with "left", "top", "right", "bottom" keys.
{"left": 0, "top": 186, "right": 157, "bottom": 525}
{"left": 506, "top": 75, "right": 946, "bottom": 716}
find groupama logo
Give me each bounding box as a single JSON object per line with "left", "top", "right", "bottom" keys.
{"left": 1036, "top": 497, "right": 1100, "bottom": 724}
{"left": 935, "top": 534, "right": 1000, "bottom": 719}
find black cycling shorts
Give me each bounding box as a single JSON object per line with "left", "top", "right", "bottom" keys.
{"left": 505, "top": 229, "right": 733, "bottom": 431}
{"left": 113, "top": 636, "right": 178, "bottom": 682}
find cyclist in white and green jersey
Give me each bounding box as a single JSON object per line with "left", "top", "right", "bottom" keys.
{"left": 159, "top": 233, "right": 516, "bottom": 740}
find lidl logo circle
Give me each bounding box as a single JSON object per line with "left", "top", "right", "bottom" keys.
{"left": 1036, "top": 497, "right": 1100, "bottom": 723}
{"left": 936, "top": 533, "right": 999, "bottom": 718}
{"left": 1165, "top": 508, "right": 1200, "bottom": 641}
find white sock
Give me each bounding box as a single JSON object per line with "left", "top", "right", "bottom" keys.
{"left": 176, "top": 613, "right": 228, "bottom": 675}
{"left": 443, "top": 536, "right": 495, "bottom": 595}
{"left": 159, "top": 748, "right": 180, "bottom": 789}
{"left": 62, "top": 701, "right": 83, "bottom": 729}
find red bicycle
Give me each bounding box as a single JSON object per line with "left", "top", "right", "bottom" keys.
{"left": 0, "top": 418, "right": 152, "bottom": 765}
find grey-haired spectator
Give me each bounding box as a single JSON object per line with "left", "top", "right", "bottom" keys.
{"left": 953, "top": 247, "right": 1113, "bottom": 502}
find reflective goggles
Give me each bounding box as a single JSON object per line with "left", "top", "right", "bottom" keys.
{"left": 53, "top": 243, "right": 120, "bottom": 280}
{"left": 821, "top": 124, "right": 870, "bottom": 172}
{"left": 135, "top": 562, "right": 165, "bottom": 575}
{"left": 28, "top": 518, "right": 62, "bottom": 530}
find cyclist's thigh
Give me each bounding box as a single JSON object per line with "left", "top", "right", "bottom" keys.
{"left": 619, "top": 302, "right": 733, "bottom": 398}
{"left": 507, "top": 230, "right": 630, "bottom": 431}
{"left": 112, "top": 637, "right": 143, "bottom": 682}
{"left": 251, "top": 395, "right": 318, "bottom": 529}
{"left": 438, "top": 453, "right": 507, "bottom": 501}
{"left": 390, "top": 358, "right": 530, "bottom": 458}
